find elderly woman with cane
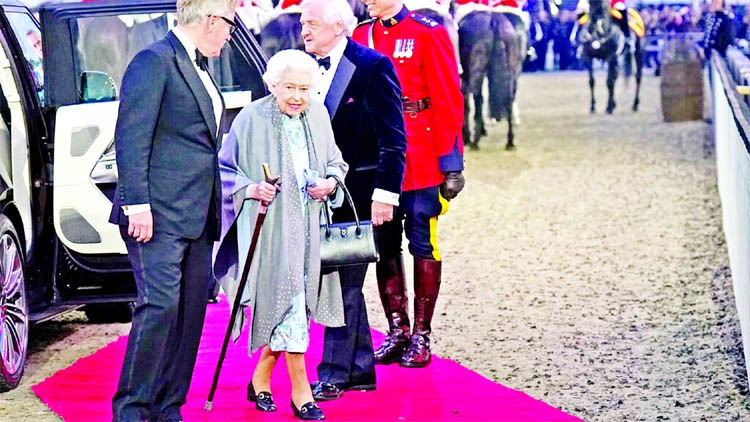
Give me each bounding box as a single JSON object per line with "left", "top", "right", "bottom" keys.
{"left": 213, "top": 49, "right": 348, "bottom": 420}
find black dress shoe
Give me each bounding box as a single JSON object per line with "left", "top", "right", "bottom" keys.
{"left": 310, "top": 381, "right": 343, "bottom": 401}
{"left": 342, "top": 378, "right": 377, "bottom": 391}
{"left": 207, "top": 296, "right": 220, "bottom": 304}
{"left": 291, "top": 401, "right": 325, "bottom": 420}
{"left": 247, "top": 381, "right": 277, "bottom": 412}
{"left": 147, "top": 413, "right": 183, "bottom": 422}
{"left": 343, "top": 382, "right": 376, "bottom": 391}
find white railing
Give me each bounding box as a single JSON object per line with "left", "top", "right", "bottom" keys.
{"left": 711, "top": 46, "right": 750, "bottom": 386}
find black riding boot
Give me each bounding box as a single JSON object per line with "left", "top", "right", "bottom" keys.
{"left": 401, "top": 258, "right": 441, "bottom": 368}
{"left": 373, "top": 255, "right": 411, "bottom": 365}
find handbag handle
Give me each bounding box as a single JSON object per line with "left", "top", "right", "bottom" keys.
{"left": 323, "top": 177, "right": 364, "bottom": 239}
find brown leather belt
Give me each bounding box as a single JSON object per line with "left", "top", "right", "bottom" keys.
{"left": 402, "top": 97, "right": 431, "bottom": 114}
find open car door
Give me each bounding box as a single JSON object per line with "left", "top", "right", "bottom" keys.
{"left": 39, "top": 0, "right": 267, "bottom": 255}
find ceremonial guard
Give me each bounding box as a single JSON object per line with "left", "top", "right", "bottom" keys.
{"left": 352, "top": 1, "right": 465, "bottom": 368}
{"left": 702, "top": 0, "right": 734, "bottom": 60}
{"left": 575, "top": 0, "right": 645, "bottom": 41}
{"left": 453, "top": 0, "right": 489, "bottom": 25}
{"left": 490, "top": 0, "right": 529, "bottom": 29}
{"left": 453, "top": 0, "right": 529, "bottom": 36}
{"left": 609, "top": 0, "right": 629, "bottom": 36}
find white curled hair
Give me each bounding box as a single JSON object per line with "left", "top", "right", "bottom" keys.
{"left": 300, "top": 0, "right": 358, "bottom": 36}
{"left": 262, "top": 49, "right": 320, "bottom": 88}
{"left": 177, "top": 0, "right": 238, "bottom": 26}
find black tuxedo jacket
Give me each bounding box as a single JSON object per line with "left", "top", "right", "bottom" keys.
{"left": 109, "top": 31, "right": 222, "bottom": 241}
{"left": 325, "top": 39, "right": 406, "bottom": 222}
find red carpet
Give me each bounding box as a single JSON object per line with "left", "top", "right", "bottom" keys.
{"left": 32, "top": 298, "right": 580, "bottom": 421}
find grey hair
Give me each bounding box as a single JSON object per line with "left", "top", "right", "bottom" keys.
{"left": 262, "top": 49, "right": 320, "bottom": 88}
{"left": 300, "top": 0, "right": 358, "bottom": 36}
{"left": 176, "top": 0, "right": 238, "bottom": 26}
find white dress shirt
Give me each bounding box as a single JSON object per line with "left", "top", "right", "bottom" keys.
{"left": 311, "top": 36, "right": 347, "bottom": 102}
{"left": 172, "top": 27, "right": 223, "bottom": 132}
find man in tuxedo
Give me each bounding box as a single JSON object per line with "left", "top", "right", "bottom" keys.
{"left": 300, "top": 0, "right": 407, "bottom": 401}
{"left": 109, "top": 0, "right": 236, "bottom": 420}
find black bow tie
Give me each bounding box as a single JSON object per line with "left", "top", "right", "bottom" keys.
{"left": 195, "top": 49, "right": 209, "bottom": 71}
{"left": 316, "top": 56, "right": 331, "bottom": 70}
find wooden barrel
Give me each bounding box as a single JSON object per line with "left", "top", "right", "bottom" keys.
{"left": 660, "top": 37, "right": 703, "bottom": 122}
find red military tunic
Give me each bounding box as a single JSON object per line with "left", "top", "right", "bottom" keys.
{"left": 352, "top": 7, "right": 464, "bottom": 192}
{"left": 278, "top": 0, "right": 302, "bottom": 8}
{"left": 491, "top": 0, "right": 519, "bottom": 7}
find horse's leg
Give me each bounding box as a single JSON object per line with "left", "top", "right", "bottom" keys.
{"left": 505, "top": 72, "right": 518, "bottom": 150}
{"left": 606, "top": 55, "right": 618, "bottom": 114}
{"left": 512, "top": 100, "right": 521, "bottom": 125}
{"left": 459, "top": 12, "right": 492, "bottom": 149}
{"left": 622, "top": 40, "right": 632, "bottom": 84}
{"left": 462, "top": 85, "right": 476, "bottom": 150}
{"left": 506, "top": 102, "right": 515, "bottom": 150}
{"left": 458, "top": 22, "right": 475, "bottom": 150}
{"left": 632, "top": 38, "right": 643, "bottom": 112}
{"left": 586, "top": 58, "right": 596, "bottom": 113}
{"left": 471, "top": 60, "right": 488, "bottom": 143}
{"left": 473, "top": 90, "right": 486, "bottom": 143}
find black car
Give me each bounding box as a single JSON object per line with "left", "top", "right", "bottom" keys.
{"left": 0, "top": 0, "right": 268, "bottom": 391}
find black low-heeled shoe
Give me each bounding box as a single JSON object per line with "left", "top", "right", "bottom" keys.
{"left": 310, "top": 381, "right": 343, "bottom": 401}
{"left": 247, "top": 381, "right": 277, "bottom": 412}
{"left": 291, "top": 401, "right": 325, "bottom": 420}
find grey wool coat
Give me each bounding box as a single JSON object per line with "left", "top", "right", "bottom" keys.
{"left": 213, "top": 95, "right": 347, "bottom": 353}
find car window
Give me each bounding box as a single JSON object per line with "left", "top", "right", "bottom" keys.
{"left": 5, "top": 11, "right": 43, "bottom": 103}
{"left": 70, "top": 12, "right": 260, "bottom": 103}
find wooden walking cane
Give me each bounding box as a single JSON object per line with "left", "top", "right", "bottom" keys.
{"left": 205, "top": 163, "right": 279, "bottom": 411}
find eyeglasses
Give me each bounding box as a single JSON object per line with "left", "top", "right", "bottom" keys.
{"left": 210, "top": 15, "right": 237, "bottom": 34}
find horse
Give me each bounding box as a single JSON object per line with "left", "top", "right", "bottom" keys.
{"left": 260, "top": 9, "right": 303, "bottom": 58}
{"left": 577, "top": 0, "right": 642, "bottom": 113}
{"left": 457, "top": 10, "right": 522, "bottom": 150}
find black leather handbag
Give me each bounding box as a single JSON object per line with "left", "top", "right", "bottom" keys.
{"left": 320, "top": 179, "right": 379, "bottom": 268}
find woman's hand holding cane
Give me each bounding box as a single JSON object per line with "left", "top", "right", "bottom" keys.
{"left": 205, "top": 163, "right": 278, "bottom": 411}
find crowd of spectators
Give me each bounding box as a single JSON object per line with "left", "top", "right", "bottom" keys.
{"left": 522, "top": 1, "right": 749, "bottom": 73}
